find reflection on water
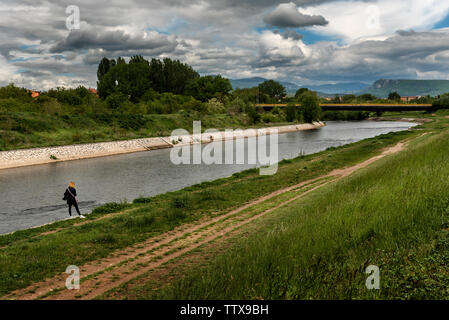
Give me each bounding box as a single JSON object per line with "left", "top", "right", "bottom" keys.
{"left": 0, "top": 121, "right": 416, "bottom": 234}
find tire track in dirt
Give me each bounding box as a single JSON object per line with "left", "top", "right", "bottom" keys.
{"left": 4, "top": 140, "right": 408, "bottom": 300}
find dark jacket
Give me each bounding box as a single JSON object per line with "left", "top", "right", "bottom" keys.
{"left": 63, "top": 187, "right": 77, "bottom": 204}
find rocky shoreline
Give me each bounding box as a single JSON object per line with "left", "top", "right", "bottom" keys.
{"left": 0, "top": 122, "right": 325, "bottom": 170}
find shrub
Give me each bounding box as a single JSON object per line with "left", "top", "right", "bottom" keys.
{"left": 92, "top": 202, "right": 130, "bottom": 214}
{"left": 140, "top": 88, "right": 160, "bottom": 102}
{"left": 262, "top": 113, "right": 277, "bottom": 123}
{"left": 105, "top": 92, "right": 129, "bottom": 110}
{"left": 165, "top": 208, "right": 187, "bottom": 222}
{"left": 226, "top": 98, "right": 246, "bottom": 114}
{"left": 205, "top": 98, "right": 226, "bottom": 114}
{"left": 433, "top": 94, "right": 449, "bottom": 109}
{"left": 300, "top": 92, "right": 321, "bottom": 123}
{"left": 133, "top": 197, "right": 152, "bottom": 204}
{"left": 90, "top": 234, "right": 117, "bottom": 244}
{"left": 286, "top": 103, "right": 298, "bottom": 122}
{"left": 147, "top": 100, "right": 166, "bottom": 114}
{"left": 247, "top": 106, "right": 261, "bottom": 124}
{"left": 171, "top": 195, "right": 195, "bottom": 209}
{"left": 181, "top": 98, "right": 203, "bottom": 113}
{"left": 124, "top": 214, "right": 155, "bottom": 228}
{"left": 117, "top": 114, "right": 148, "bottom": 130}
{"left": 160, "top": 93, "right": 179, "bottom": 114}
{"left": 0, "top": 84, "right": 32, "bottom": 102}
{"left": 200, "top": 190, "right": 226, "bottom": 201}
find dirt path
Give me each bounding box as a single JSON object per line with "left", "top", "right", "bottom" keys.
{"left": 4, "top": 140, "right": 407, "bottom": 300}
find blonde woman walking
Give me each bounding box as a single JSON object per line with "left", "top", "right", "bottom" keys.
{"left": 63, "top": 182, "right": 85, "bottom": 218}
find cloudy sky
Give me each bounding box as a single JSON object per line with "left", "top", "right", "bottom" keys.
{"left": 1, "top": 0, "right": 449, "bottom": 90}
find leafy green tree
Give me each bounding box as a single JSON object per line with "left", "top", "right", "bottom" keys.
{"left": 97, "top": 58, "right": 116, "bottom": 82}
{"left": 247, "top": 106, "right": 261, "bottom": 124}
{"left": 358, "top": 93, "right": 376, "bottom": 102}
{"left": 46, "top": 87, "right": 86, "bottom": 106}
{"left": 300, "top": 92, "right": 321, "bottom": 123}
{"left": 295, "top": 88, "right": 309, "bottom": 99}
{"left": 388, "top": 92, "right": 401, "bottom": 101}
{"left": 185, "top": 75, "right": 232, "bottom": 102}
{"left": 127, "top": 56, "right": 152, "bottom": 102}
{"left": 0, "top": 83, "right": 32, "bottom": 102}
{"left": 97, "top": 56, "right": 199, "bottom": 101}
{"left": 159, "top": 58, "right": 199, "bottom": 94}
{"left": 232, "top": 87, "right": 260, "bottom": 104}
{"left": 226, "top": 97, "right": 246, "bottom": 114}
{"left": 342, "top": 94, "right": 356, "bottom": 103}
{"left": 97, "top": 69, "right": 118, "bottom": 100}
{"left": 415, "top": 95, "right": 434, "bottom": 104}
{"left": 258, "top": 80, "right": 286, "bottom": 102}
{"left": 286, "top": 103, "right": 297, "bottom": 122}
{"left": 105, "top": 92, "right": 129, "bottom": 110}
{"left": 205, "top": 98, "right": 226, "bottom": 114}
{"left": 432, "top": 93, "right": 449, "bottom": 109}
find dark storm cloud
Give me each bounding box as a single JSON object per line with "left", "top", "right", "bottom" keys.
{"left": 50, "top": 27, "right": 178, "bottom": 53}
{"left": 264, "top": 3, "right": 328, "bottom": 28}
{"left": 273, "top": 30, "right": 304, "bottom": 40}
{"left": 396, "top": 30, "right": 417, "bottom": 37}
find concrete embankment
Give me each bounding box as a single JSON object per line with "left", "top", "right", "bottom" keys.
{"left": 0, "top": 122, "right": 325, "bottom": 170}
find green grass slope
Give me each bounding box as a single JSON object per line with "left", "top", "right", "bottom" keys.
{"left": 140, "top": 120, "right": 449, "bottom": 299}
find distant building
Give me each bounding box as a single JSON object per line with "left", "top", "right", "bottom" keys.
{"left": 400, "top": 96, "right": 421, "bottom": 102}
{"left": 29, "top": 90, "right": 40, "bottom": 98}
{"left": 88, "top": 88, "right": 98, "bottom": 95}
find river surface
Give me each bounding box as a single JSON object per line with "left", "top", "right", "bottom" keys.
{"left": 0, "top": 121, "right": 417, "bottom": 234}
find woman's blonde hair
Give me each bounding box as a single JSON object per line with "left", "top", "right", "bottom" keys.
{"left": 69, "top": 181, "right": 75, "bottom": 188}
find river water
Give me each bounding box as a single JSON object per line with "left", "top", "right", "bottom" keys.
{"left": 0, "top": 121, "right": 416, "bottom": 234}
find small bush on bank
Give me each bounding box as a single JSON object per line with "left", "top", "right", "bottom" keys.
{"left": 133, "top": 197, "right": 153, "bottom": 204}
{"left": 165, "top": 208, "right": 187, "bottom": 222}
{"left": 124, "top": 214, "right": 155, "bottom": 228}
{"left": 92, "top": 202, "right": 130, "bottom": 214}
{"left": 171, "top": 195, "right": 195, "bottom": 209}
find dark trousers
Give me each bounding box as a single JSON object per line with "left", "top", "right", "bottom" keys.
{"left": 68, "top": 201, "right": 81, "bottom": 216}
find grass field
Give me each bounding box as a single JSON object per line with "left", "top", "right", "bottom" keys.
{"left": 1, "top": 110, "right": 449, "bottom": 299}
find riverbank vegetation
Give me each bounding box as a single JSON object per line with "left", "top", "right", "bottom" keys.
{"left": 0, "top": 57, "right": 321, "bottom": 151}
{"left": 3, "top": 56, "right": 447, "bottom": 152}
{"left": 1, "top": 111, "right": 441, "bottom": 297}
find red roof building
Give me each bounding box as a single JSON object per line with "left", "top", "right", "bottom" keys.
{"left": 29, "top": 90, "right": 40, "bottom": 98}
{"left": 400, "top": 96, "right": 421, "bottom": 102}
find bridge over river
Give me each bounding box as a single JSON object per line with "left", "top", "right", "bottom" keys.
{"left": 256, "top": 103, "right": 435, "bottom": 112}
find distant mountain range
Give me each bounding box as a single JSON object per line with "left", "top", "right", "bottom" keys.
{"left": 230, "top": 77, "right": 301, "bottom": 94}
{"left": 229, "top": 77, "right": 368, "bottom": 95}
{"left": 229, "top": 77, "right": 449, "bottom": 97}
{"left": 305, "top": 82, "right": 369, "bottom": 94}
{"left": 360, "top": 79, "right": 449, "bottom": 97}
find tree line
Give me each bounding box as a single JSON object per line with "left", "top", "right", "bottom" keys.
{"left": 97, "top": 56, "right": 232, "bottom": 103}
